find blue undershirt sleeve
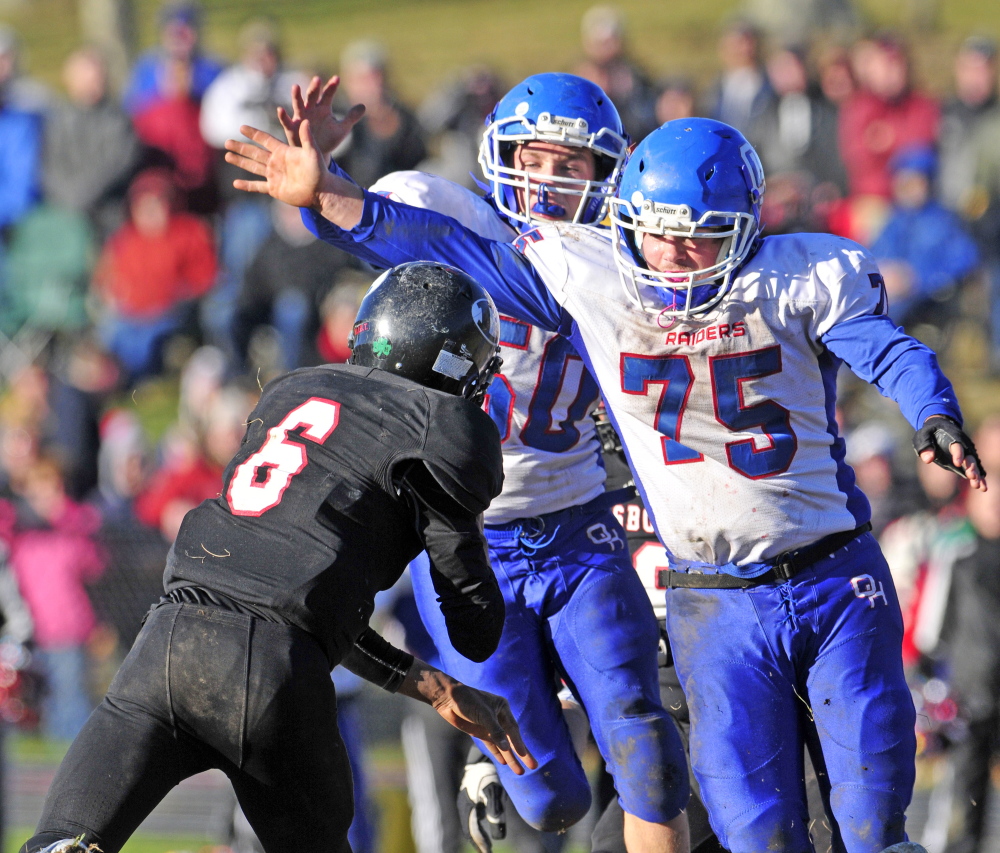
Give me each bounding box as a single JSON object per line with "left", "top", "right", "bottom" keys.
{"left": 303, "top": 191, "right": 568, "bottom": 334}
{"left": 821, "top": 312, "right": 963, "bottom": 428}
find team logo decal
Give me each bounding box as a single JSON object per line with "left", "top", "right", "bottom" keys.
{"left": 850, "top": 574, "right": 887, "bottom": 608}
{"left": 372, "top": 336, "right": 392, "bottom": 357}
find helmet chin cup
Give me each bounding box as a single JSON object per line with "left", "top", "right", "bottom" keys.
{"left": 531, "top": 184, "right": 567, "bottom": 219}
{"left": 465, "top": 354, "right": 504, "bottom": 406}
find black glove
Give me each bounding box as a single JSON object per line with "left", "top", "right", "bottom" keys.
{"left": 913, "top": 415, "right": 986, "bottom": 479}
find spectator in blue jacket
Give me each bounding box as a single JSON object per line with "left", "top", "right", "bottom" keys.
{"left": 0, "top": 102, "right": 41, "bottom": 231}
{"left": 122, "top": 1, "right": 223, "bottom": 118}
{"left": 871, "top": 144, "right": 980, "bottom": 329}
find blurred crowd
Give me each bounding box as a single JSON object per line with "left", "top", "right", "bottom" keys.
{"left": 1, "top": 0, "right": 1000, "bottom": 851}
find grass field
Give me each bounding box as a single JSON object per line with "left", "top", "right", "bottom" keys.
{"left": 1, "top": 0, "right": 1000, "bottom": 104}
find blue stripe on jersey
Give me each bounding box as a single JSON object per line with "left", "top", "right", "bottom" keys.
{"left": 819, "top": 348, "right": 871, "bottom": 526}
{"left": 499, "top": 316, "right": 531, "bottom": 349}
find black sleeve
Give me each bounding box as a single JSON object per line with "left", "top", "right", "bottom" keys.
{"left": 341, "top": 626, "right": 414, "bottom": 693}
{"left": 398, "top": 460, "right": 504, "bottom": 662}
{"left": 422, "top": 394, "right": 504, "bottom": 516}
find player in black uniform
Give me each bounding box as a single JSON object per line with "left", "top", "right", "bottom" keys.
{"left": 20, "top": 262, "right": 536, "bottom": 853}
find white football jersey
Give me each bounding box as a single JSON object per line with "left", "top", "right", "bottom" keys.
{"left": 514, "top": 223, "right": 895, "bottom": 568}
{"left": 369, "top": 172, "right": 607, "bottom": 524}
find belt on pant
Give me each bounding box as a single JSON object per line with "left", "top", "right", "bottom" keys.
{"left": 659, "top": 522, "right": 872, "bottom": 589}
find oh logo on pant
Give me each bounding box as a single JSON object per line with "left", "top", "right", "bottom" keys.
{"left": 850, "top": 574, "right": 888, "bottom": 608}
{"left": 587, "top": 523, "right": 625, "bottom": 552}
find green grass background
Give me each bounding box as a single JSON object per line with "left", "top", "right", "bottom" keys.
{"left": 2, "top": 0, "right": 1000, "bottom": 104}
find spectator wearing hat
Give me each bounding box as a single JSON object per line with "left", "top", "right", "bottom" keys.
{"left": 122, "top": 1, "right": 223, "bottom": 118}
{"left": 938, "top": 36, "right": 999, "bottom": 215}
{"left": 331, "top": 40, "right": 427, "bottom": 189}
{"left": 573, "top": 5, "right": 657, "bottom": 141}
{"left": 90, "top": 168, "right": 217, "bottom": 383}
{"left": 870, "top": 144, "right": 979, "bottom": 331}
{"left": 844, "top": 419, "right": 917, "bottom": 537}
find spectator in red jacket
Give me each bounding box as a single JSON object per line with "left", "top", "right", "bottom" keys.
{"left": 91, "top": 168, "right": 217, "bottom": 384}
{"left": 833, "top": 32, "right": 940, "bottom": 243}
{"left": 132, "top": 55, "right": 217, "bottom": 214}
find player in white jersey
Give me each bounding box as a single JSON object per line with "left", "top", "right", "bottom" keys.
{"left": 225, "top": 114, "right": 986, "bottom": 853}
{"left": 280, "top": 73, "right": 690, "bottom": 853}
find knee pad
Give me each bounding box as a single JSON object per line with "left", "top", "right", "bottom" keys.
{"left": 501, "top": 757, "right": 591, "bottom": 833}
{"left": 603, "top": 711, "right": 690, "bottom": 823}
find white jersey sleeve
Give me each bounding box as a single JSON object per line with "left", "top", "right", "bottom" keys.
{"left": 368, "top": 174, "right": 607, "bottom": 524}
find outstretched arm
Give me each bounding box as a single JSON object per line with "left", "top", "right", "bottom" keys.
{"left": 225, "top": 122, "right": 566, "bottom": 332}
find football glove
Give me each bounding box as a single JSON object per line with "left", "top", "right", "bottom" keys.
{"left": 912, "top": 415, "right": 986, "bottom": 479}
{"left": 37, "top": 837, "right": 96, "bottom": 853}
{"left": 458, "top": 752, "right": 506, "bottom": 853}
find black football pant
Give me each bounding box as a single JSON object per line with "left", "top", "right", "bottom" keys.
{"left": 20, "top": 602, "right": 354, "bottom": 853}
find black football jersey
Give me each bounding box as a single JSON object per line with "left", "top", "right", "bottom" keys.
{"left": 164, "top": 363, "right": 503, "bottom": 664}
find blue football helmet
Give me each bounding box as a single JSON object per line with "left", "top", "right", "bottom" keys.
{"left": 479, "top": 73, "right": 629, "bottom": 228}
{"left": 609, "top": 118, "right": 765, "bottom": 318}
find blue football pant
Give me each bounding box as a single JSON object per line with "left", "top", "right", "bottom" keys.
{"left": 665, "top": 532, "right": 916, "bottom": 853}
{"left": 411, "top": 505, "right": 689, "bottom": 831}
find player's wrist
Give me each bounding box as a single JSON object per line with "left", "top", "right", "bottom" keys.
{"left": 314, "top": 172, "right": 364, "bottom": 227}
{"left": 398, "top": 658, "right": 457, "bottom": 706}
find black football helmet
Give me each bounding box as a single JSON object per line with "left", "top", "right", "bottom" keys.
{"left": 348, "top": 261, "right": 502, "bottom": 404}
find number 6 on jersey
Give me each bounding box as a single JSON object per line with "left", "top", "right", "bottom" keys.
{"left": 227, "top": 398, "right": 341, "bottom": 516}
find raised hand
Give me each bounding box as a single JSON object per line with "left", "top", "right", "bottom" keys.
{"left": 278, "top": 74, "right": 366, "bottom": 154}
{"left": 224, "top": 121, "right": 326, "bottom": 209}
